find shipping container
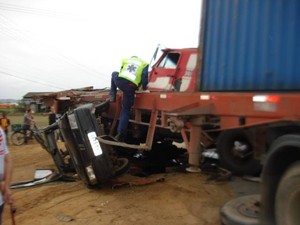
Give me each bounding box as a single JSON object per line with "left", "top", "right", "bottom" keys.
{"left": 200, "top": 0, "right": 300, "bottom": 92}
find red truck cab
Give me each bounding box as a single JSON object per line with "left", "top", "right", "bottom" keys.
{"left": 147, "top": 48, "right": 198, "bottom": 92}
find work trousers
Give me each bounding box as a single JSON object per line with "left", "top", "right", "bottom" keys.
{"left": 110, "top": 72, "right": 137, "bottom": 134}
{"left": 22, "top": 124, "right": 30, "bottom": 144}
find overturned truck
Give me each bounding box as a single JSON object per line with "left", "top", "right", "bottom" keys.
{"left": 36, "top": 102, "right": 131, "bottom": 188}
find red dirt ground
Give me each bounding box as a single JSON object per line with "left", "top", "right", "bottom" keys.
{"left": 2, "top": 141, "right": 236, "bottom": 225}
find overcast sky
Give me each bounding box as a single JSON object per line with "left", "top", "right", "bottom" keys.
{"left": 0, "top": 0, "right": 201, "bottom": 100}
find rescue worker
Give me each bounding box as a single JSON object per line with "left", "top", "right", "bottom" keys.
{"left": 0, "top": 112, "right": 10, "bottom": 144}
{"left": 109, "top": 56, "right": 149, "bottom": 142}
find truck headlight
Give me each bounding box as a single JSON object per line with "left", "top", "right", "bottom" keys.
{"left": 86, "top": 165, "right": 97, "bottom": 184}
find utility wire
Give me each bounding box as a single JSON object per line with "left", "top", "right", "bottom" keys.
{"left": 0, "top": 70, "right": 64, "bottom": 90}
{"left": 0, "top": 15, "right": 23, "bottom": 41}
{"left": 0, "top": 54, "right": 74, "bottom": 87}
{"left": 0, "top": 14, "right": 110, "bottom": 83}
{"left": 0, "top": 3, "right": 78, "bottom": 19}
{"left": 0, "top": 65, "right": 67, "bottom": 90}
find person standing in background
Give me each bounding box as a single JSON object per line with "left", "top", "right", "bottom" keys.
{"left": 47, "top": 106, "right": 56, "bottom": 126}
{"left": 22, "top": 109, "right": 34, "bottom": 144}
{"left": 0, "top": 127, "right": 13, "bottom": 225}
{"left": 47, "top": 105, "right": 61, "bottom": 141}
{"left": 0, "top": 112, "right": 10, "bottom": 144}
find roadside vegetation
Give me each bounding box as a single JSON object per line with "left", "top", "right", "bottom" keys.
{"left": 2, "top": 111, "right": 49, "bottom": 136}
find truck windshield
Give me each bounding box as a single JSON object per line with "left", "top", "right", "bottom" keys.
{"left": 157, "top": 53, "right": 180, "bottom": 69}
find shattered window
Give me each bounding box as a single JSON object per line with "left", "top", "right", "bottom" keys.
{"left": 157, "top": 53, "right": 180, "bottom": 69}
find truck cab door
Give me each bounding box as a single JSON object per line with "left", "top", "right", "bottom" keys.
{"left": 148, "top": 51, "right": 180, "bottom": 91}
{"left": 147, "top": 49, "right": 197, "bottom": 92}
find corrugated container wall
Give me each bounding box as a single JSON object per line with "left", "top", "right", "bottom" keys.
{"left": 200, "top": 0, "right": 300, "bottom": 92}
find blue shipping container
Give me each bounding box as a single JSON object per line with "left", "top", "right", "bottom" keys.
{"left": 200, "top": 0, "right": 300, "bottom": 92}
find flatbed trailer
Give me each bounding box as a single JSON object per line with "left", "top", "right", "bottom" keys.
{"left": 72, "top": 89, "right": 300, "bottom": 174}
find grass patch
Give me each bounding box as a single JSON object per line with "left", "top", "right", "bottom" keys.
{"left": 8, "top": 114, "right": 49, "bottom": 132}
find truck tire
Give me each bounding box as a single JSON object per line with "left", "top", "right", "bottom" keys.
{"left": 112, "top": 158, "right": 130, "bottom": 178}
{"left": 217, "top": 129, "right": 262, "bottom": 176}
{"left": 220, "top": 195, "right": 260, "bottom": 225}
{"left": 275, "top": 161, "right": 300, "bottom": 225}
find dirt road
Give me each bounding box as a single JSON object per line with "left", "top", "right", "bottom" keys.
{"left": 2, "top": 140, "right": 258, "bottom": 225}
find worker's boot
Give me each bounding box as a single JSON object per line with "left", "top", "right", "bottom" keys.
{"left": 109, "top": 96, "right": 116, "bottom": 103}
{"left": 114, "top": 133, "right": 125, "bottom": 142}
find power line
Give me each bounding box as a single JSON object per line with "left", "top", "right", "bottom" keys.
{"left": 0, "top": 54, "right": 73, "bottom": 87}
{"left": 0, "top": 65, "right": 68, "bottom": 89}
{"left": 0, "top": 3, "right": 78, "bottom": 19}
{"left": 0, "top": 14, "right": 110, "bottom": 82}
{"left": 0, "top": 70, "right": 65, "bottom": 90}
{"left": 0, "top": 15, "right": 24, "bottom": 41}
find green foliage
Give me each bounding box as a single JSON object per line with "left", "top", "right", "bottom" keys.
{"left": 14, "top": 103, "right": 26, "bottom": 113}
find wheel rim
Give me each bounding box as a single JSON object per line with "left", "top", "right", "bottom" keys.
{"left": 112, "top": 158, "right": 129, "bottom": 177}
{"left": 231, "top": 140, "right": 253, "bottom": 163}
{"left": 217, "top": 130, "right": 262, "bottom": 176}
{"left": 11, "top": 132, "right": 25, "bottom": 146}
{"left": 287, "top": 188, "right": 300, "bottom": 224}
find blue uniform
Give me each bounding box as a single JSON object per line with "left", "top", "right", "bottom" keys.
{"left": 109, "top": 58, "right": 148, "bottom": 136}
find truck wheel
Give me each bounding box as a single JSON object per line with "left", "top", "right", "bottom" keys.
{"left": 220, "top": 195, "right": 260, "bottom": 225}
{"left": 112, "top": 158, "right": 130, "bottom": 177}
{"left": 217, "top": 130, "right": 262, "bottom": 176}
{"left": 275, "top": 161, "right": 300, "bottom": 225}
